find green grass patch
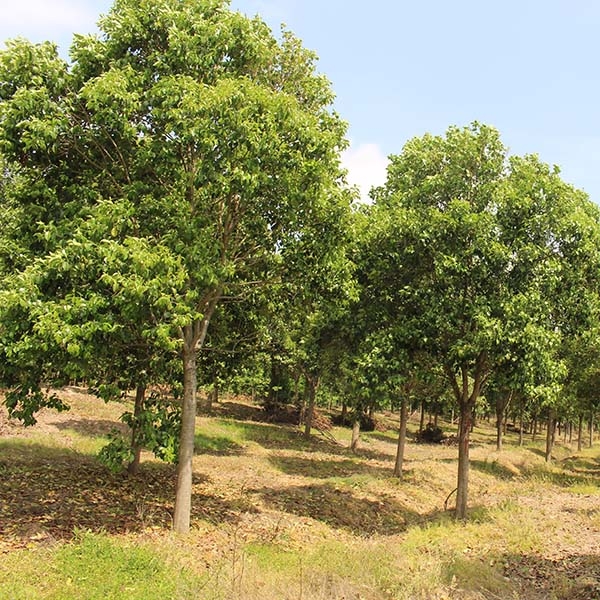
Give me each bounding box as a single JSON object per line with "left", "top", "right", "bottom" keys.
{"left": 194, "top": 431, "right": 243, "bottom": 455}
{"left": 0, "top": 532, "right": 204, "bottom": 600}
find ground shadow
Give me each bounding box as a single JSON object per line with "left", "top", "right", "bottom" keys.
{"left": 254, "top": 481, "right": 421, "bottom": 535}
{"left": 502, "top": 551, "right": 600, "bottom": 599}
{"left": 195, "top": 431, "right": 245, "bottom": 456}
{"left": 268, "top": 455, "right": 393, "bottom": 480}
{"left": 470, "top": 459, "right": 518, "bottom": 480}
{"left": 0, "top": 440, "right": 253, "bottom": 546}
{"left": 54, "top": 417, "right": 127, "bottom": 438}
{"left": 364, "top": 431, "right": 398, "bottom": 445}
{"left": 527, "top": 447, "right": 548, "bottom": 459}
{"left": 560, "top": 455, "right": 600, "bottom": 475}
{"left": 209, "top": 400, "right": 265, "bottom": 421}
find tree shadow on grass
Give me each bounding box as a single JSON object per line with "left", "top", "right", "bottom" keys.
{"left": 254, "top": 482, "right": 421, "bottom": 535}
{"left": 195, "top": 432, "right": 245, "bottom": 456}
{"left": 527, "top": 447, "right": 548, "bottom": 459}
{"left": 365, "top": 430, "right": 418, "bottom": 445}
{"left": 433, "top": 549, "right": 600, "bottom": 599}
{"left": 0, "top": 440, "right": 252, "bottom": 547}
{"left": 502, "top": 551, "right": 600, "bottom": 599}
{"left": 268, "top": 455, "right": 393, "bottom": 480}
{"left": 54, "top": 417, "right": 127, "bottom": 438}
{"left": 470, "top": 459, "right": 518, "bottom": 480}
{"left": 560, "top": 455, "right": 600, "bottom": 475}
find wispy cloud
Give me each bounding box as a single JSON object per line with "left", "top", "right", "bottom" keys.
{"left": 341, "top": 142, "right": 389, "bottom": 203}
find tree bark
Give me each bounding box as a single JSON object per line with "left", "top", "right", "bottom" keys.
{"left": 303, "top": 375, "right": 318, "bottom": 439}
{"left": 173, "top": 332, "right": 198, "bottom": 533}
{"left": 578, "top": 414, "right": 584, "bottom": 452}
{"left": 456, "top": 401, "right": 473, "bottom": 520}
{"left": 393, "top": 395, "right": 408, "bottom": 478}
{"left": 518, "top": 402, "right": 524, "bottom": 447}
{"left": 419, "top": 401, "right": 425, "bottom": 433}
{"left": 590, "top": 411, "right": 595, "bottom": 448}
{"left": 127, "top": 383, "right": 146, "bottom": 476}
{"left": 173, "top": 296, "right": 218, "bottom": 534}
{"left": 341, "top": 401, "right": 348, "bottom": 426}
{"left": 545, "top": 411, "right": 556, "bottom": 463}
{"left": 350, "top": 415, "right": 361, "bottom": 453}
{"left": 495, "top": 391, "right": 512, "bottom": 452}
{"left": 447, "top": 360, "right": 487, "bottom": 521}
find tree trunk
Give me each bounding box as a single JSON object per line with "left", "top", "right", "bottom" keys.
{"left": 495, "top": 391, "right": 513, "bottom": 452}
{"left": 341, "top": 402, "right": 348, "bottom": 426}
{"left": 545, "top": 411, "right": 556, "bottom": 463}
{"left": 127, "top": 383, "right": 146, "bottom": 476}
{"left": 456, "top": 402, "right": 473, "bottom": 520}
{"left": 449, "top": 361, "right": 486, "bottom": 521}
{"left": 419, "top": 402, "right": 425, "bottom": 433}
{"left": 496, "top": 408, "right": 503, "bottom": 452}
{"left": 393, "top": 395, "right": 408, "bottom": 478}
{"left": 578, "top": 414, "right": 584, "bottom": 452}
{"left": 350, "top": 415, "right": 361, "bottom": 453}
{"left": 532, "top": 415, "right": 537, "bottom": 442}
{"left": 518, "top": 404, "right": 524, "bottom": 447}
{"left": 303, "top": 376, "right": 318, "bottom": 439}
{"left": 173, "top": 335, "right": 198, "bottom": 533}
{"left": 173, "top": 299, "right": 218, "bottom": 534}
{"left": 590, "top": 411, "right": 595, "bottom": 448}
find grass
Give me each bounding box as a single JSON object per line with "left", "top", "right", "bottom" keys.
{"left": 1, "top": 390, "right": 599, "bottom": 599}
{"left": 0, "top": 532, "right": 205, "bottom": 600}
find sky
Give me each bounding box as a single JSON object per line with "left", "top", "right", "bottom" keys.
{"left": 2, "top": 0, "right": 600, "bottom": 202}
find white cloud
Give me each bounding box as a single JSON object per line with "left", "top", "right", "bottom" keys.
{"left": 1, "top": 0, "right": 99, "bottom": 35}
{"left": 341, "top": 142, "right": 389, "bottom": 203}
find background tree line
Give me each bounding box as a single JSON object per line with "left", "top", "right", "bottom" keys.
{"left": 1, "top": 0, "right": 600, "bottom": 531}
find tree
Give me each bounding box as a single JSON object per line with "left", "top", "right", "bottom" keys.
{"left": 370, "top": 123, "right": 600, "bottom": 518}
{"left": 0, "top": 0, "right": 350, "bottom": 533}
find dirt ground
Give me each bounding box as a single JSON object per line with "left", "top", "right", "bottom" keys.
{"left": 1, "top": 388, "right": 599, "bottom": 599}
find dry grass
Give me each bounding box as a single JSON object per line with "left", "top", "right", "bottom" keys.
{"left": 1, "top": 390, "right": 600, "bottom": 599}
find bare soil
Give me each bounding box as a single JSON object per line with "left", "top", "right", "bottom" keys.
{"left": 1, "top": 389, "right": 599, "bottom": 599}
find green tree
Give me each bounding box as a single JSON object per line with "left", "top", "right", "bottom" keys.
{"left": 370, "top": 123, "right": 599, "bottom": 518}
{"left": 0, "top": 0, "right": 349, "bottom": 533}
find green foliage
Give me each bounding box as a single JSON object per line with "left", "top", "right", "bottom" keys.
{"left": 99, "top": 393, "right": 181, "bottom": 471}
{"left": 97, "top": 431, "right": 134, "bottom": 473}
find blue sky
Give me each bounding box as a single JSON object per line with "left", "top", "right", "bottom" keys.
{"left": 2, "top": 0, "right": 600, "bottom": 202}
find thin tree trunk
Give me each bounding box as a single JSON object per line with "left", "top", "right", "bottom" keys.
{"left": 127, "top": 383, "right": 146, "bottom": 476}
{"left": 495, "top": 391, "right": 512, "bottom": 452}
{"left": 341, "top": 402, "right": 348, "bottom": 425}
{"left": 393, "top": 395, "right": 408, "bottom": 478}
{"left": 449, "top": 362, "right": 486, "bottom": 521}
{"left": 518, "top": 403, "right": 524, "bottom": 447}
{"left": 545, "top": 411, "right": 556, "bottom": 463}
{"left": 419, "top": 402, "right": 425, "bottom": 433}
{"left": 173, "top": 335, "right": 198, "bottom": 533}
{"left": 590, "top": 411, "right": 595, "bottom": 448}
{"left": 532, "top": 415, "right": 537, "bottom": 442}
{"left": 496, "top": 406, "right": 503, "bottom": 452}
{"left": 303, "top": 376, "right": 318, "bottom": 439}
{"left": 578, "top": 414, "right": 584, "bottom": 452}
{"left": 456, "top": 402, "right": 473, "bottom": 519}
{"left": 173, "top": 298, "right": 218, "bottom": 534}
{"left": 350, "top": 415, "right": 361, "bottom": 453}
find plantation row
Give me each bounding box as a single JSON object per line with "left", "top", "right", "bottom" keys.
{"left": 1, "top": 0, "right": 600, "bottom": 533}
